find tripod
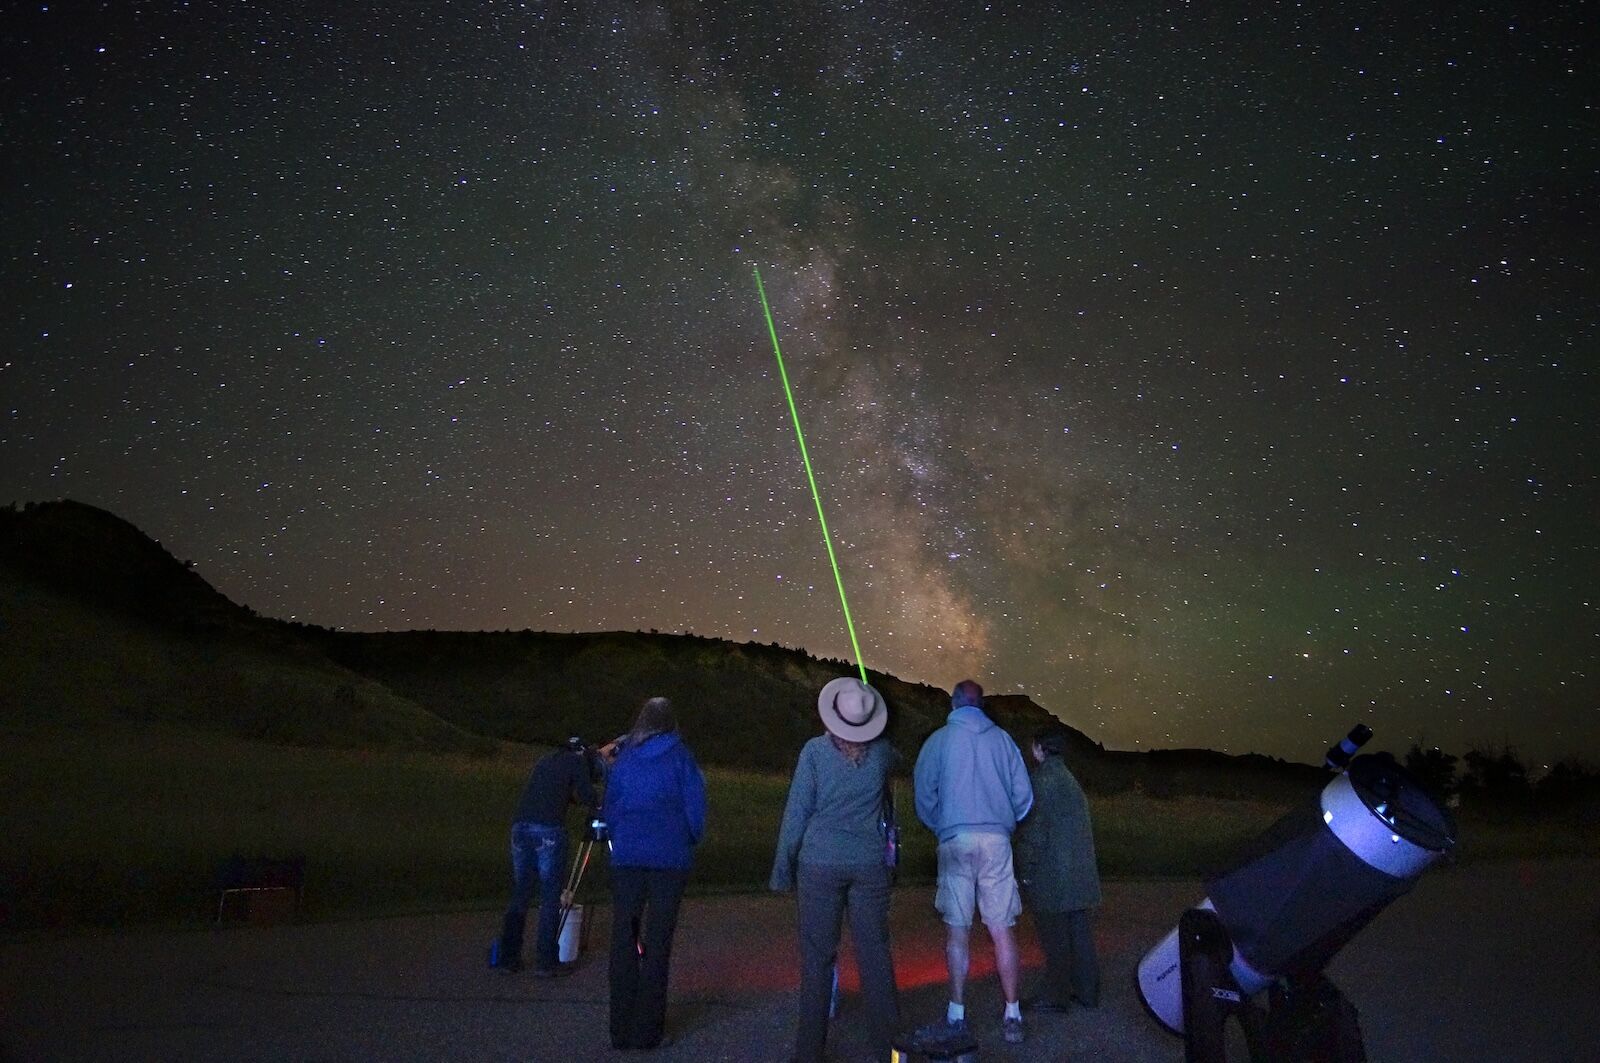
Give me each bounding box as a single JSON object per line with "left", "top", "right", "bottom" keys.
{"left": 555, "top": 818, "right": 609, "bottom": 956}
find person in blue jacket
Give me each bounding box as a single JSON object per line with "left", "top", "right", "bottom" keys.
{"left": 602, "top": 696, "right": 707, "bottom": 1050}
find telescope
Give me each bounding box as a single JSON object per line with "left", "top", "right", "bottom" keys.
{"left": 1136, "top": 725, "right": 1456, "bottom": 1061}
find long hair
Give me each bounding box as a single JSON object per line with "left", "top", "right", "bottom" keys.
{"left": 627, "top": 696, "right": 677, "bottom": 749}
{"left": 828, "top": 732, "right": 872, "bottom": 767}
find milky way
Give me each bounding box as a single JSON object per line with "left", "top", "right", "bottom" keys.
{"left": 3, "top": 2, "right": 1595, "bottom": 764}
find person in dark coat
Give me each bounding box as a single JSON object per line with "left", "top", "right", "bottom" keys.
{"left": 770, "top": 677, "right": 900, "bottom": 1063}
{"left": 602, "top": 696, "right": 707, "bottom": 1050}
{"left": 1013, "top": 725, "right": 1102, "bottom": 1012}
{"left": 493, "top": 736, "right": 598, "bottom": 976}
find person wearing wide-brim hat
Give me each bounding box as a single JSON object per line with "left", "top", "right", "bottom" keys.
{"left": 770, "top": 677, "right": 900, "bottom": 1063}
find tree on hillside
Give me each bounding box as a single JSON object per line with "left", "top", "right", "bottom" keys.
{"left": 1403, "top": 743, "right": 1459, "bottom": 799}
{"left": 1459, "top": 746, "right": 1531, "bottom": 800}
{"left": 1535, "top": 759, "right": 1600, "bottom": 806}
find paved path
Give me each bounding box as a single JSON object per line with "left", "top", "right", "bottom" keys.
{"left": 2, "top": 859, "right": 1595, "bottom": 1061}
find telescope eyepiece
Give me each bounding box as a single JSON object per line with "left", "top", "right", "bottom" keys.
{"left": 1324, "top": 723, "right": 1373, "bottom": 772}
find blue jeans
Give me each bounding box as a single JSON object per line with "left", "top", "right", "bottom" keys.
{"left": 498, "top": 821, "right": 568, "bottom": 971}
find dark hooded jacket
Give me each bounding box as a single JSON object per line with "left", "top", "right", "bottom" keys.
{"left": 1014, "top": 755, "right": 1102, "bottom": 911}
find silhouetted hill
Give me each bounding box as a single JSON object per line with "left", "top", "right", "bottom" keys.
{"left": 0, "top": 500, "right": 488, "bottom": 753}
{"left": 301, "top": 626, "right": 1065, "bottom": 772}
{"left": 0, "top": 499, "right": 247, "bottom": 632}
{"left": 2, "top": 499, "right": 1330, "bottom": 797}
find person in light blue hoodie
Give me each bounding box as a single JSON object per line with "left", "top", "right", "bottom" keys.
{"left": 911, "top": 679, "right": 1035, "bottom": 1048}
{"left": 602, "top": 696, "right": 707, "bottom": 1050}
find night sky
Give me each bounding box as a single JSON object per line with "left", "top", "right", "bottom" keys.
{"left": 4, "top": 2, "right": 1595, "bottom": 766}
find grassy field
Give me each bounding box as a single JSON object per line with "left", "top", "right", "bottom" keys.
{"left": 2, "top": 726, "right": 1591, "bottom": 935}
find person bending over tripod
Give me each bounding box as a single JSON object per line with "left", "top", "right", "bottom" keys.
{"left": 493, "top": 736, "right": 599, "bottom": 976}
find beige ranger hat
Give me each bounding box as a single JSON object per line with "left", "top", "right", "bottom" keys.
{"left": 817, "top": 676, "right": 888, "bottom": 741}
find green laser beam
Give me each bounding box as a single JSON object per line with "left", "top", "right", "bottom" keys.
{"left": 752, "top": 265, "right": 869, "bottom": 687}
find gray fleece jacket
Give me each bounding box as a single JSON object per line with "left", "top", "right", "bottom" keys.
{"left": 913, "top": 706, "right": 1034, "bottom": 842}
{"left": 769, "top": 736, "right": 896, "bottom": 891}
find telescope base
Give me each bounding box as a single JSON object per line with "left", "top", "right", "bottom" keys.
{"left": 1178, "top": 907, "right": 1367, "bottom": 1063}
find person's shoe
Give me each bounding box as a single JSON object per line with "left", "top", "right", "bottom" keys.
{"left": 909, "top": 1016, "right": 969, "bottom": 1049}
{"left": 1024, "top": 996, "right": 1071, "bottom": 1014}
{"left": 629, "top": 1032, "right": 672, "bottom": 1050}
{"left": 1002, "top": 1015, "right": 1025, "bottom": 1044}
{"left": 487, "top": 940, "right": 521, "bottom": 972}
{"left": 531, "top": 962, "right": 576, "bottom": 978}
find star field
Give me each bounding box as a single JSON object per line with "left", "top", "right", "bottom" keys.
{"left": 3, "top": 1, "right": 1595, "bottom": 765}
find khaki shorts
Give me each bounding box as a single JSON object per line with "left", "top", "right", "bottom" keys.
{"left": 934, "top": 831, "right": 1022, "bottom": 929}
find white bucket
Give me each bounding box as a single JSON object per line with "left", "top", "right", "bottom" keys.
{"left": 558, "top": 904, "right": 583, "bottom": 963}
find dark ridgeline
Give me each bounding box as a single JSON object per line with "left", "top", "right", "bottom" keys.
{"left": 0, "top": 498, "right": 250, "bottom": 632}
{"left": 0, "top": 499, "right": 488, "bottom": 752}
{"left": 1, "top": 499, "right": 1324, "bottom": 795}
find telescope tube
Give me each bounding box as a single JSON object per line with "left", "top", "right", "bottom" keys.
{"left": 1137, "top": 754, "right": 1455, "bottom": 1034}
